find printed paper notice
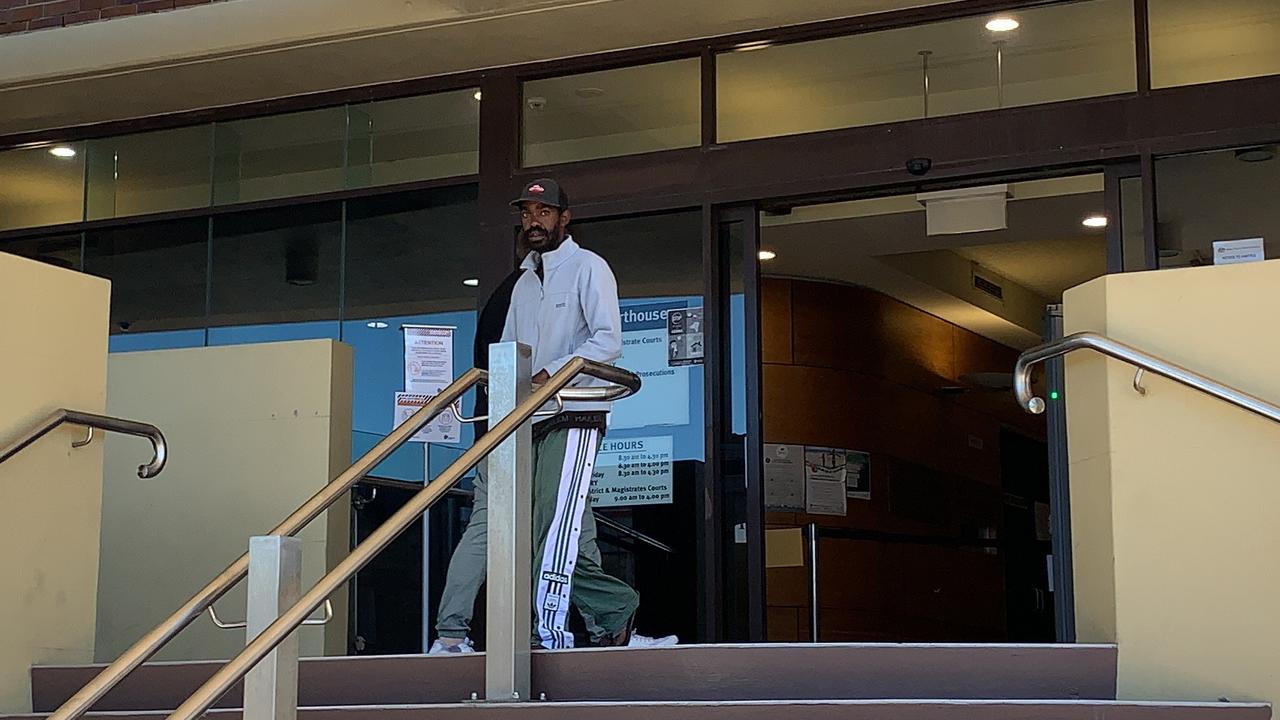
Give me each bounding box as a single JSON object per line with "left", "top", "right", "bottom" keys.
{"left": 590, "top": 436, "right": 674, "bottom": 508}
{"left": 764, "top": 443, "right": 805, "bottom": 511}
{"left": 846, "top": 450, "right": 871, "bottom": 501}
{"left": 1212, "top": 237, "right": 1265, "bottom": 265}
{"left": 667, "top": 306, "right": 704, "bottom": 366}
{"left": 804, "top": 446, "right": 847, "bottom": 516}
{"left": 403, "top": 326, "right": 454, "bottom": 393}
{"left": 394, "top": 392, "right": 460, "bottom": 444}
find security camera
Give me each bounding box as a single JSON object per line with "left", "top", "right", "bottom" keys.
{"left": 526, "top": 96, "right": 547, "bottom": 111}
{"left": 906, "top": 157, "right": 933, "bottom": 176}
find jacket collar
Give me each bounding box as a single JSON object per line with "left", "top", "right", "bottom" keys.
{"left": 521, "top": 235, "right": 579, "bottom": 273}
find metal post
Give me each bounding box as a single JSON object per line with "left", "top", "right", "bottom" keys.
{"left": 918, "top": 50, "right": 932, "bottom": 117}
{"left": 243, "top": 536, "right": 302, "bottom": 720}
{"left": 995, "top": 41, "right": 1006, "bottom": 108}
{"left": 808, "top": 523, "right": 819, "bottom": 644}
{"left": 1043, "top": 306, "right": 1076, "bottom": 642}
{"left": 485, "top": 342, "right": 532, "bottom": 702}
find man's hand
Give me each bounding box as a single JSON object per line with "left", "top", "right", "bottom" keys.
{"left": 532, "top": 370, "right": 550, "bottom": 384}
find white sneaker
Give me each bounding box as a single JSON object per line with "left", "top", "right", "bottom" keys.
{"left": 428, "top": 637, "right": 475, "bottom": 655}
{"left": 627, "top": 632, "right": 678, "bottom": 648}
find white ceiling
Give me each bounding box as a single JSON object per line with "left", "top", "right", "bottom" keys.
{"left": 760, "top": 175, "right": 1110, "bottom": 349}
{"left": 0, "top": 0, "right": 948, "bottom": 137}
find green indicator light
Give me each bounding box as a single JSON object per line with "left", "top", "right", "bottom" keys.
{"left": 1050, "top": 391, "right": 1060, "bottom": 400}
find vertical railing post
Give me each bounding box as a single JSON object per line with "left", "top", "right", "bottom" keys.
{"left": 808, "top": 523, "right": 819, "bottom": 644}
{"left": 243, "top": 536, "right": 302, "bottom": 720}
{"left": 485, "top": 341, "right": 533, "bottom": 702}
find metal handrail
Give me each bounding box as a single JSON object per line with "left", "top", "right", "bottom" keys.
{"left": 208, "top": 599, "right": 334, "bottom": 630}
{"left": 44, "top": 370, "right": 482, "bottom": 720}
{"left": 1014, "top": 331, "right": 1280, "bottom": 424}
{"left": 593, "top": 513, "right": 675, "bottom": 554}
{"left": 0, "top": 409, "right": 167, "bottom": 478}
{"left": 165, "top": 357, "right": 639, "bottom": 720}
{"left": 47, "top": 360, "right": 637, "bottom": 720}
{"left": 441, "top": 485, "right": 674, "bottom": 554}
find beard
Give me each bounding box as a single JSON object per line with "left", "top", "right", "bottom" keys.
{"left": 523, "top": 223, "right": 564, "bottom": 252}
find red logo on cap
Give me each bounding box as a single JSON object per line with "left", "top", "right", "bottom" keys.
{"left": 529, "top": 184, "right": 545, "bottom": 194}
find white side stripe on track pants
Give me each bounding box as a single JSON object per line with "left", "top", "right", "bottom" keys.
{"left": 534, "top": 427, "right": 599, "bottom": 649}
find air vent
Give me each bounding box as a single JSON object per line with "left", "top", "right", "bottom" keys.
{"left": 972, "top": 272, "right": 1004, "bottom": 300}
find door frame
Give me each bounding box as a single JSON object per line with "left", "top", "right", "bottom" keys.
{"left": 729, "top": 159, "right": 1147, "bottom": 644}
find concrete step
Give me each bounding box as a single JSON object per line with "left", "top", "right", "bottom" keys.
{"left": 30, "top": 644, "right": 1117, "bottom": 712}
{"left": 2, "top": 700, "right": 1272, "bottom": 720}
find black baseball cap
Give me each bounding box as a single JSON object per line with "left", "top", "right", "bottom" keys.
{"left": 511, "top": 178, "right": 569, "bottom": 209}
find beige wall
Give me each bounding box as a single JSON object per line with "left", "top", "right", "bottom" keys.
{"left": 96, "top": 339, "right": 353, "bottom": 662}
{"left": 0, "top": 254, "right": 110, "bottom": 713}
{"left": 1064, "top": 259, "right": 1280, "bottom": 704}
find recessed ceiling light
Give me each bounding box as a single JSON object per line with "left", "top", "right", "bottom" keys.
{"left": 758, "top": 250, "right": 777, "bottom": 261}
{"left": 574, "top": 87, "right": 606, "bottom": 99}
{"left": 473, "top": 90, "right": 482, "bottom": 101}
{"left": 366, "top": 321, "right": 389, "bottom": 329}
{"left": 985, "top": 16, "right": 1020, "bottom": 32}
{"left": 49, "top": 146, "right": 77, "bottom": 158}
{"left": 1082, "top": 215, "right": 1109, "bottom": 228}
{"left": 1235, "top": 146, "right": 1276, "bottom": 163}
{"left": 462, "top": 278, "right": 480, "bottom": 287}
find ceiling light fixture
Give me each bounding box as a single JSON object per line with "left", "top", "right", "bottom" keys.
{"left": 574, "top": 87, "right": 606, "bottom": 99}
{"left": 1235, "top": 146, "right": 1276, "bottom": 163}
{"left": 473, "top": 90, "right": 482, "bottom": 101}
{"left": 49, "top": 146, "right": 77, "bottom": 158}
{"left": 985, "top": 16, "right": 1020, "bottom": 32}
{"left": 1082, "top": 215, "right": 1109, "bottom": 228}
{"left": 462, "top": 278, "right": 480, "bottom": 287}
{"left": 366, "top": 321, "right": 389, "bottom": 329}
{"left": 758, "top": 250, "right": 777, "bottom": 261}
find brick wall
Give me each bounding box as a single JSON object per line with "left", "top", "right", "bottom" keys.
{"left": 0, "top": 0, "right": 232, "bottom": 35}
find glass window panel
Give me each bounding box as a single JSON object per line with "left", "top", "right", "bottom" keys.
{"left": 209, "top": 202, "right": 341, "bottom": 334}
{"left": 1119, "top": 175, "right": 1148, "bottom": 271}
{"left": 347, "top": 90, "right": 480, "bottom": 189}
{"left": 0, "top": 143, "right": 85, "bottom": 231}
{"left": 86, "top": 125, "right": 213, "bottom": 220}
{"left": 344, "top": 185, "right": 481, "bottom": 318}
{"left": 343, "top": 186, "right": 481, "bottom": 482}
{"left": 0, "top": 233, "right": 82, "bottom": 271}
{"left": 569, "top": 209, "right": 702, "bottom": 645}
{"left": 717, "top": 0, "right": 1136, "bottom": 142}
{"left": 84, "top": 218, "right": 209, "bottom": 334}
{"left": 1156, "top": 145, "right": 1280, "bottom": 268}
{"left": 212, "top": 107, "right": 347, "bottom": 205}
{"left": 522, "top": 59, "right": 701, "bottom": 166}
{"left": 1150, "top": 0, "right": 1280, "bottom": 88}
{"left": 109, "top": 330, "right": 206, "bottom": 353}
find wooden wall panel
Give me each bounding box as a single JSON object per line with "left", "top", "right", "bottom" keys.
{"left": 761, "top": 278, "right": 1048, "bottom": 643}
{"left": 761, "top": 277, "right": 793, "bottom": 364}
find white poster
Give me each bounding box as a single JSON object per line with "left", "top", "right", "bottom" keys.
{"left": 394, "top": 392, "right": 460, "bottom": 444}
{"left": 611, "top": 302, "right": 691, "bottom": 430}
{"left": 764, "top": 443, "right": 805, "bottom": 511}
{"left": 804, "top": 446, "right": 847, "bottom": 516}
{"left": 398, "top": 325, "right": 456, "bottom": 444}
{"left": 1212, "top": 237, "right": 1265, "bottom": 265}
{"left": 590, "top": 435, "right": 674, "bottom": 508}
{"left": 403, "top": 325, "right": 455, "bottom": 393}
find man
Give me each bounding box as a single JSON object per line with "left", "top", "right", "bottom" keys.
{"left": 430, "top": 235, "right": 609, "bottom": 654}
{"left": 429, "top": 179, "right": 673, "bottom": 652}
{"left": 502, "top": 178, "right": 674, "bottom": 650}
